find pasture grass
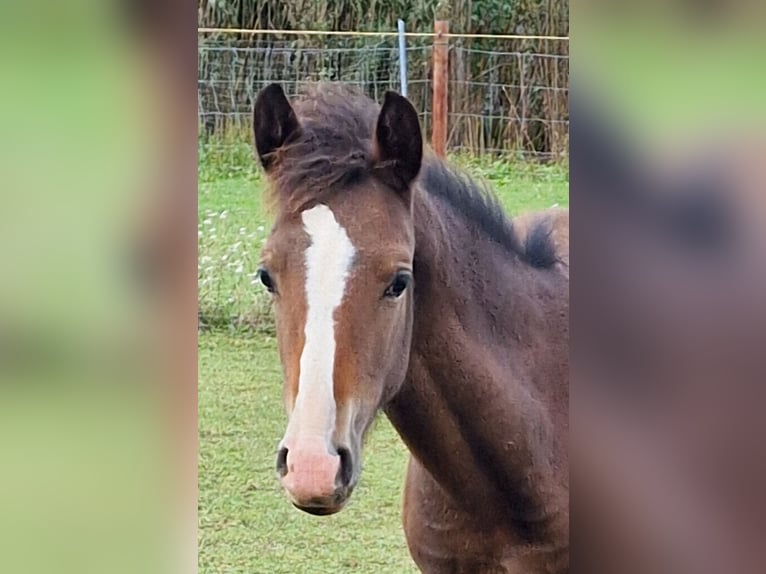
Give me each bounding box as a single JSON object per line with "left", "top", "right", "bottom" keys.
{"left": 198, "top": 145, "right": 568, "bottom": 572}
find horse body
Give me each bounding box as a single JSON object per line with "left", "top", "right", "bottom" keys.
{"left": 387, "top": 173, "right": 569, "bottom": 572}
{"left": 252, "top": 82, "right": 569, "bottom": 573}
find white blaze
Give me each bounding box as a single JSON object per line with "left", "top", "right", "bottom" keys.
{"left": 284, "top": 204, "right": 356, "bottom": 445}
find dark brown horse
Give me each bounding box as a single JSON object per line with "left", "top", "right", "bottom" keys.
{"left": 252, "top": 82, "right": 569, "bottom": 573}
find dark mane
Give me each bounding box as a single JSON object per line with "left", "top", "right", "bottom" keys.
{"left": 267, "top": 83, "right": 557, "bottom": 269}
{"left": 419, "top": 160, "right": 558, "bottom": 269}
{"left": 267, "top": 83, "right": 378, "bottom": 213}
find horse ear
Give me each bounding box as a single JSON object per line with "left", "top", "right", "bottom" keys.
{"left": 373, "top": 91, "right": 423, "bottom": 191}
{"left": 253, "top": 84, "right": 300, "bottom": 171}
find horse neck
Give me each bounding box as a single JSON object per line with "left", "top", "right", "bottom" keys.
{"left": 385, "top": 182, "right": 569, "bottom": 531}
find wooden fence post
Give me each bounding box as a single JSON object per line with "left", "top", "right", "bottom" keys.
{"left": 432, "top": 20, "right": 449, "bottom": 158}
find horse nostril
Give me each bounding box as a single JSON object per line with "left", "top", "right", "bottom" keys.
{"left": 276, "top": 447, "right": 288, "bottom": 477}
{"left": 337, "top": 447, "right": 353, "bottom": 488}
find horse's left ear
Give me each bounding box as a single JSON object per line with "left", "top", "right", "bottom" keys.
{"left": 373, "top": 91, "right": 423, "bottom": 191}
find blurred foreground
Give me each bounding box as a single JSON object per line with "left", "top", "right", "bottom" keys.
{"left": 573, "top": 2, "right": 766, "bottom": 572}
{"left": 0, "top": 1, "right": 196, "bottom": 573}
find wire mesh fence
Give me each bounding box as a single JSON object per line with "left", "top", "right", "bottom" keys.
{"left": 198, "top": 30, "right": 568, "bottom": 160}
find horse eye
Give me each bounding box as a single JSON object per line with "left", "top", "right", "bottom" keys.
{"left": 258, "top": 267, "right": 276, "bottom": 293}
{"left": 384, "top": 272, "right": 411, "bottom": 298}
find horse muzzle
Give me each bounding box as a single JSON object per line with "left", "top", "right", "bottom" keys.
{"left": 277, "top": 437, "right": 356, "bottom": 514}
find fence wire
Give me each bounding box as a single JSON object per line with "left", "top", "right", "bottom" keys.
{"left": 198, "top": 33, "right": 568, "bottom": 160}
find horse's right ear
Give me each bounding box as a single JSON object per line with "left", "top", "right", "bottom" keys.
{"left": 253, "top": 84, "right": 300, "bottom": 171}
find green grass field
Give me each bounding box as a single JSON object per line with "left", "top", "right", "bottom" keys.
{"left": 198, "top": 150, "right": 568, "bottom": 573}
